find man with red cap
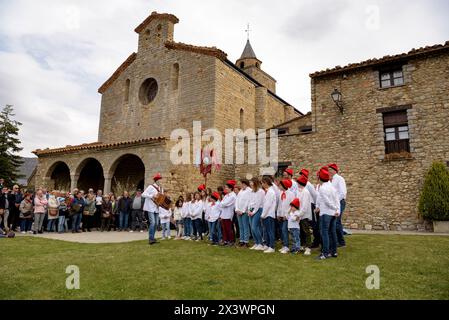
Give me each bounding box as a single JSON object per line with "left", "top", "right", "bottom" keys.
{"left": 315, "top": 167, "right": 340, "bottom": 260}
{"left": 296, "top": 175, "right": 313, "bottom": 255}
{"left": 142, "top": 173, "right": 164, "bottom": 245}
{"left": 218, "top": 180, "right": 237, "bottom": 246}
{"left": 283, "top": 168, "right": 299, "bottom": 195}
{"left": 328, "top": 163, "right": 347, "bottom": 247}
{"left": 277, "top": 179, "right": 295, "bottom": 254}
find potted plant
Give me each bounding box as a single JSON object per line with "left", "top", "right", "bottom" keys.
{"left": 418, "top": 161, "right": 449, "bottom": 233}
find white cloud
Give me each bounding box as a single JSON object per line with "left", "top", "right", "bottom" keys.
{"left": 0, "top": 0, "right": 448, "bottom": 157}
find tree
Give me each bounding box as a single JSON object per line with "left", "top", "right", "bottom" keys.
{"left": 0, "top": 105, "right": 24, "bottom": 186}
{"left": 418, "top": 161, "right": 449, "bottom": 221}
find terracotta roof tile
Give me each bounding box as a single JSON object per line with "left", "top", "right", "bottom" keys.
{"left": 310, "top": 41, "right": 449, "bottom": 78}
{"left": 32, "top": 137, "right": 165, "bottom": 156}
{"left": 134, "top": 12, "right": 179, "bottom": 33}
{"left": 98, "top": 52, "right": 137, "bottom": 94}
{"left": 165, "top": 41, "right": 228, "bottom": 61}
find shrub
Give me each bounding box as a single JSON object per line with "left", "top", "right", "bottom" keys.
{"left": 418, "top": 161, "right": 449, "bottom": 221}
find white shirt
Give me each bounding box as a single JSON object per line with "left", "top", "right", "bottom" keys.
{"left": 181, "top": 201, "right": 191, "bottom": 218}
{"left": 331, "top": 173, "right": 347, "bottom": 201}
{"left": 305, "top": 182, "right": 317, "bottom": 204}
{"left": 277, "top": 189, "right": 295, "bottom": 218}
{"left": 219, "top": 192, "right": 236, "bottom": 220}
{"left": 272, "top": 184, "right": 281, "bottom": 213}
{"left": 316, "top": 182, "right": 340, "bottom": 217}
{"left": 173, "top": 207, "right": 183, "bottom": 221}
{"left": 205, "top": 201, "right": 221, "bottom": 223}
{"left": 159, "top": 207, "right": 171, "bottom": 224}
{"left": 289, "top": 180, "right": 299, "bottom": 195}
{"left": 189, "top": 200, "right": 204, "bottom": 220}
{"left": 235, "top": 188, "right": 251, "bottom": 214}
{"left": 142, "top": 184, "right": 162, "bottom": 213}
{"left": 248, "top": 189, "right": 265, "bottom": 214}
{"left": 288, "top": 209, "right": 301, "bottom": 229}
{"left": 297, "top": 187, "right": 313, "bottom": 221}
{"left": 262, "top": 187, "right": 276, "bottom": 219}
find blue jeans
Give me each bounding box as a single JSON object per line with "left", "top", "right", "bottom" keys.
{"left": 119, "top": 211, "right": 129, "bottom": 230}
{"left": 183, "top": 218, "right": 192, "bottom": 237}
{"left": 72, "top": 213, "right": 81, "bottom": 232}
{"left": 336, "top": 199, "right": 346, "bottom": 246}
{"left": 161, "top": 222, "right": 170, "bottom": 238}
{"left": 192, "top": 218, "right": 202, "bottom": 238}
{"left": 250, "top": 208, "right": 263, "bottom": 245}
{"left": 47, "top": 219, "right": 57, "bottom": 232}
{"left": 290, "top": 228, "right": 301, "bottom": 251}
{"left": 58, "top": 216, "right": 67, "bottom": 233}
{"left": 320, "top": 214, "right": 337, "bottom": 256}
{"left": 237, "top": 213, "right": 250, "bottom": 243}
{"left": 20, "top": 219, "right": 32, "bottom": 232}
{"left": 280, "top": 219, "right": 289, "bottom": 247}
{"left": 262, "top": 216, "right": 275, "bottom": 249}
{"left": 209, "top": 221, "right": 219, "bottom": 244}
{"left": 148, "top": 212, "right": 159, "bottom": 241}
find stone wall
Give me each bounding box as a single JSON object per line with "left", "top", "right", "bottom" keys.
{"left": 237, "top": 50, "right": 449, "bottom": 231}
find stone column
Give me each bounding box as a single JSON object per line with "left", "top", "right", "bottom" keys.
{"left": 104, "top": 175, "right": 112, "bottom": 194}
{"left": 70, "top": 174, "right": 79, "bottom": 192}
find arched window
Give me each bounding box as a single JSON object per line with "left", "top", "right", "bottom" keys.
{"left": 171, "top": 63, "right": 179, "bottom": 90}
{"left": 124, "top": 79, "right": 130, "bottom": 103}
{"left": 240, "top": 62, "right": 245, "bottom": 69}
{"left": 240, "top": 109, "right": 244, "bottom": 130}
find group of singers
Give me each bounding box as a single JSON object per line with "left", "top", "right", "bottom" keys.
{"left": 142, "top": 164, "right": 347, "bottom": 261}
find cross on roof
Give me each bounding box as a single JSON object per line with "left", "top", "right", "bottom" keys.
{"left": 245, "top": 23, "right": 251, "bottom": 40}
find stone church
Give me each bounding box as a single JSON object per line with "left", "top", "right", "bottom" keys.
{"left": 33, "top": 12, "right": 449, "bottom": 231}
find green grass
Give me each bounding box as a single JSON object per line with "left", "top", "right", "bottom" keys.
{"left": 0, "top": 235, "right": 448, "bottom": 300}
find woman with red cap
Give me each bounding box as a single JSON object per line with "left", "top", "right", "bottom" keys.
{"left": 205, "top": 191, "right": 222, "bottom": 245}
{"left": 142, "top": 173, "right": 164, "bottom": 245}
{"left": 218, "top": 180, "right": 237, "bottom": 246}
{"left": 277, "top": 179, "right": 295, "bottom": 254}
{"left": 315, "top": 168, "right": 340, "bottom": 260}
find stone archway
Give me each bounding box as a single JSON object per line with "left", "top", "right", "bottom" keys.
{"left": 76, "top": 158, "right": 105, "bottom": 192}
{"left": 109, "top": 154, "right": 145, "bottom": 195}
{"left": 46, "top": 161, "right": 71, "bottom": 191}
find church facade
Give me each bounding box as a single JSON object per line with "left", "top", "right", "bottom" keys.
{"left": 33, "top": 12, "right": 449, "bottom": 231}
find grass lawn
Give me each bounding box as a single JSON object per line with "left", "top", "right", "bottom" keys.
{"left": 1, "top": 234, "right": 448, "bottom": 300}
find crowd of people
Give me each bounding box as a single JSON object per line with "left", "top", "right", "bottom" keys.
{"left": 142, "top": 164, "right": 347, "bottom": 260}
{"left": 0, "top": 163, "right": 347, "bottom": 260}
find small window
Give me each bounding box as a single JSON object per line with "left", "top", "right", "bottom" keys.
{"left": 124, "top": 79, "right": 130, "bottom": 103}
{"left": 383, "top": 110, "right": 410, "bottom": 154}
{"left": 240, "top": 62, "right": 245, "bottom": 69}
{"left": 277, "top": 128, "right": 289, "bottom": 135}
{"left": 171, "top": 63, "right": 179, "bottom": 90}
{"left": 299, "top": 125, "right": 312, "bottom": 134}
{"left": 380, "top": 67, "right": 404, "bottom": 88}
{"left": 239, "top": 109, "right": 244, "bottom": 130}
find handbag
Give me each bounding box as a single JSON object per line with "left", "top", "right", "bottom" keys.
{"left": 102, "top": 211, "right": 110, "bottom": 219}
{"left": 83, "top": 209, "right": 91, "bottom": 216}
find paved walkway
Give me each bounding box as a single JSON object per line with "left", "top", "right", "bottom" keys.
{"left": 14, "top": 229, "right": 448, "bottom": 244}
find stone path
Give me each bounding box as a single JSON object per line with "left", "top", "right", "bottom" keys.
{"left": 14, "top": 229, "right": 448, "bottom": 244}
{"left": 16, "top": 230, "right": 176, "bottom": 244}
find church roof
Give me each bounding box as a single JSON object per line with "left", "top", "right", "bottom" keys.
{"left": 165, "top": 41, "right": 228, "bottom": 61}
{"left": 98, "top": 52, "right": 137, "bottom": 94}
{"left": 310, "top": 40, "right": 449, "bottom": 78}
{"left": 32, "top": 137, "right": 166, "bottom": 156}
{"left": 134, "top": 11, "right": 179, "bottom": 33}
{"left": 240, "top": 40, "right": 257, "bottom": 59}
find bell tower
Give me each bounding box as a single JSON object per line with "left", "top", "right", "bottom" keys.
{"left": 235, "top": 29, "right": 277, "bottom": 93}
{"left": 135, "top": 12, "right": 179, "bottom": 52}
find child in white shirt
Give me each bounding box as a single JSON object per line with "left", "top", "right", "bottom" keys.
{"left": 288, "top": 198, "right": 301, "bottom": 254}
{"left": 159, "top": 206, "right": 172, "bottom": 240}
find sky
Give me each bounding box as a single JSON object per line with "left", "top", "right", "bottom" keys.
{"left": 0, "top": 0, "right": 448, "bottom": 157}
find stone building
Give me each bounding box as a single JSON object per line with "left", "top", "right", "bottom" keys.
{"left": 32, "top": 11, "right": 449, "bottom": 231}
{"left": 237, "top": 41, "right": 449, "bottom": 231}
{"left": 32, "top": 12, "right": 300, "bottom": 197}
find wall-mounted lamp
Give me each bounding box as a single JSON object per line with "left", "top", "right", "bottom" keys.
{"left": 331, "top": 88, "right": 344, "bottom": 114}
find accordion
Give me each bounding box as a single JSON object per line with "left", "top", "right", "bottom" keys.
{"left": 154, "top": 193, "right": 172, "bottom": 210}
